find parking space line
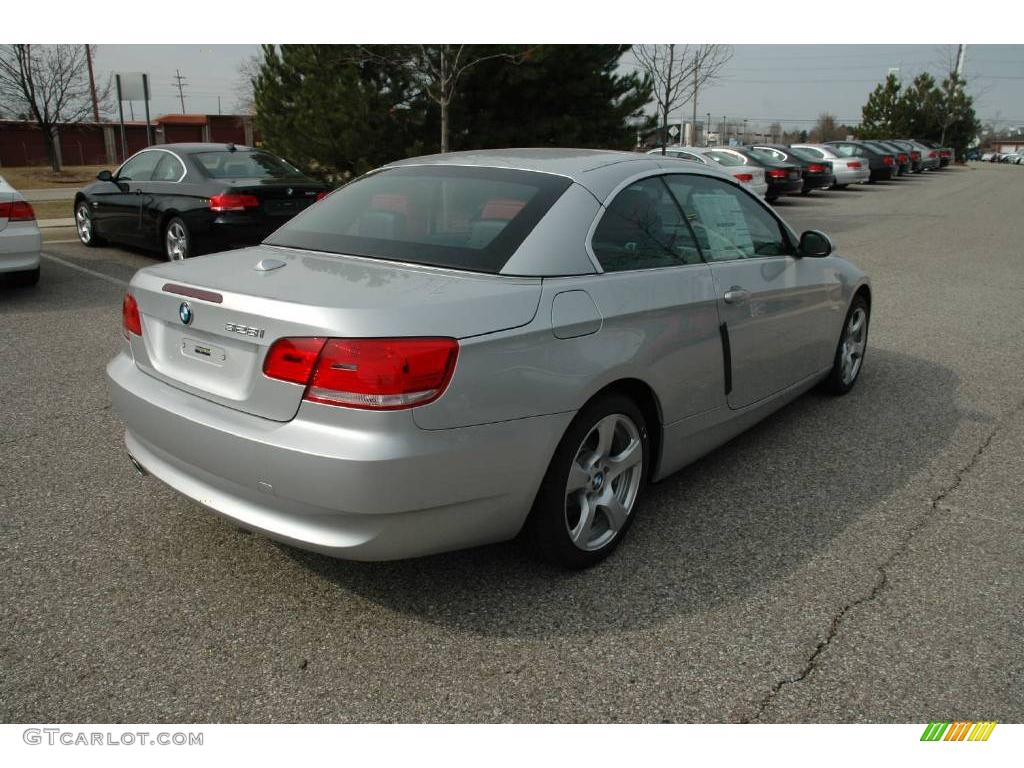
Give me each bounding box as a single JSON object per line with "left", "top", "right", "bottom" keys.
{"left": 41, "top": 251, "right": 128, "bottom": 288}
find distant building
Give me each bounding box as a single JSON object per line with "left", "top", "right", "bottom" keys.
{"left": 0, "top": 114, "right": 257, "bottom": 167}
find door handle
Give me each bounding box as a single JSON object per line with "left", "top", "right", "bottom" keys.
{"left": 723, "top": 286, "right": 750, "bottom": 305}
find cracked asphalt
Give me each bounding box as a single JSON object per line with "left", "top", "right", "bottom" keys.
{"left": 1, "top": 163, "right": 1021, "bottom": 723}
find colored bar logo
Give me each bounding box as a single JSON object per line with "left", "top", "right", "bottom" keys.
{"left": 920, "top": 721, "right": 997, "bottom": 741}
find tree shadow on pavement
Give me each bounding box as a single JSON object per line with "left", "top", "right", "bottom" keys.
{"left": 285, "top": 347, "right": 968, "bottom": 639}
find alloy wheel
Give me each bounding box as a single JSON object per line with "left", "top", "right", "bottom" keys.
{"left": 840, "top": 307, "right": 867, "bottom": 385}
{"left": 76, "top": 205, "right": 92, "bottom": 244}
{"left": 165, "top": 221, "right": 188, "bottom": 260}
{"left": 564, "top": 413, "right": 644, "bottom": 551}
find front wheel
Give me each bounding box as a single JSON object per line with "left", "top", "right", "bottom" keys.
{"left": 822, "top": 296, "right": 870, "bottom": 395}
{"left": 526, "top": 394, "right": 649, "bottom": 569}
{"left": 164, "top": 216, "right": 192, "bottom": 261}
{"left": 75, "top": 201, "right": 104, "bottom": 247}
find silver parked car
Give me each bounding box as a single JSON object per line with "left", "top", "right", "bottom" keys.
{"left": 789, "top": 144, "right": 871, "bottom": 187}
{"left": 0, "top": 174, "right": 42, "bottom": 286}
{"left": 647, "top": 146, "right": 769, "bottom": 199}
{"left": 108, "top": 149, "right": 872, "bottom": 568}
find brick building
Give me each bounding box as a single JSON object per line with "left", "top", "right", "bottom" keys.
{"left": 0, "top": 114, "right": 257, "bottom": 167}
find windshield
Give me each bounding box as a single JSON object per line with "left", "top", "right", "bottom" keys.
{"left": 264, "top": 165, "right": 571, "bottom": 274}
{"left": 193, "top": 150, "right": 306, "bottom": 179}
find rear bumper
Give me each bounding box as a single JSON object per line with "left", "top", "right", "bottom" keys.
{"left": 870, "top": 166, "right": 895, "bottom": 181}
{"left": 766, "top": 179, "right": 803, "bottom": 198}
{"left": 802, "top": 174, "right": 834, "bottom": 191}
{"left": 0, "top": 225, "right": 42, "bottom": 273}
{"left": 107, "top": 351, "right": 572, "bottom": 560}
{"left": 834, "top": 167, "right": 870, "bottom": 185}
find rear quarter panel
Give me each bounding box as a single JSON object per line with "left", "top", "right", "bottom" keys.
{"left": 412, "top": 266, "right": 725, "bottom": 430}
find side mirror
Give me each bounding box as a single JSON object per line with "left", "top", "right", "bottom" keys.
{"left": 799, "top": 229, "right": 833, "bottom": 258}
{"left": 97, "top": 170, "right": 113, "bottom": 182}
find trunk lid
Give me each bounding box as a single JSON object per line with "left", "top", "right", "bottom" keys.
{"left": 221, "top": 178, "right": 325, "bottom": 219}
{"left": 126, "top": 244, "right": 542, "bottom": 421}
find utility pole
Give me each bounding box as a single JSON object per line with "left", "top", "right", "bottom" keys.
{"left": 85, "top": 44, "right": 100, "bottom": 122}
{"left": 706, "top": 112, "right": 711, "bottom": 146}
{"left": 173, "top": 69, "right": 188, "bottom": 113}
{"left": 955, "top": 44, "right": 966, "bottom": 78}
{"left": 217, "top": 95, "right": 222, "bottom": 115}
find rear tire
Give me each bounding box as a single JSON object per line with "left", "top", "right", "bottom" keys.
{"left": 822, "top": 296, "right": 870, "bottom": 396}
{"left": 164, "top": 216, "right": 193, "bottom": 261}
{"left": 525, "top": 393, "right": 649, "bottom": 569}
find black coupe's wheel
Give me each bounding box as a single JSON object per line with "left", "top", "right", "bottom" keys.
{"left": 75, "top": 201, "right": 104, "bottom": 247}
{"left": 822, "top": 295, "right": 870, "bottom": 396}
{"left": 526, "top": 393, "right": 649, "bottom": 569}
{"left": 164, "top": 216, "right": 192, "bottom": 261}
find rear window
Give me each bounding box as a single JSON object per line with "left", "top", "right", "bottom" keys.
{"left": 194, "top": 150, "right": 305, "bottom": 179}
{"left": 747, "top": 147, "right": 785, "bottom": 164}
{"left": 786, "top": 146, "right": 821, "bottom": 162}
{"left": 706, "top": 150, "right": 746, "bottom": 167}
{"left": 264, "top": 165, "right": 571, "bottom": 274}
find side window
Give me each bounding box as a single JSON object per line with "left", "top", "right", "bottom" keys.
{"left": 664, "top": 175, "right": 793, "bottom": 262}
{"left": 116, "top": 152, "right": 162, "bottom": 182}
{"left": 799, "top": 147, "right": 826, "bottom": 159}
{"left": 151, "top": 153, "right": 184, "bottom": 182}
{"left": 830, "top": 144, "right": 856, "bottom": 157}
{"left": 592, "top": 176, "right": 702, "bottom": 272}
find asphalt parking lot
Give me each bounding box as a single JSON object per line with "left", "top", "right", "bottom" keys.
{"left": 1, "top": 163, "right": 1021, "bottom": 723}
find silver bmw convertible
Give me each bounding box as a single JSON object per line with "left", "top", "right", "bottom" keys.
{"left": 107, "top": 148, "right": 871, "bottom": 568}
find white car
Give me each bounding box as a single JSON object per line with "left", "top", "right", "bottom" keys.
{"left": 0, "top": 175, "right": 41, "bottom": 286}
{"left": 647, "top": 146, "right": 769, "bottom": 199}
{"left": 789, "top": 144, "right": 871, "bottom": 187}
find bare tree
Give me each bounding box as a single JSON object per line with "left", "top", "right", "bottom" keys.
{"left": 233, "top": 52, "right": 262, "bottom": 115}
{"left": 768, "top": 121, "right": 783, "bottom": 143}
{"left": 686, "top": 45, "right": 732, "bottom": 146}
{"left": 811, "top": 112, "right": 846, "bottom": 142}
{"left": 0, "top": 44, "right": 106, "bottom": 171}
{"left": 356, "top": 45, "right": 529, "bottom": 153}
{"left": 633, "top": 45, "right": 693, "bottom": 153}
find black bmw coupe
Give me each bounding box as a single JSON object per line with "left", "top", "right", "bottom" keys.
{"left": 74, "top": 143, "right": 329, "bottom": 260}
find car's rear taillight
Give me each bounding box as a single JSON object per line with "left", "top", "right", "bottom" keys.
{"left": 0, "top": 200, "right": 36, "bottom": 221}
{"left": 848, "top": 161, "right": 862, "bottom": 169}
{"left": 882, "top": 156, "right": 894, "bottom": 165}
{"left": 733, "top": 173, "right": 754, "bottom": 183}
{"left": 911, "top": 152, "right": 921, "bottom": 160}
{"left": 940, "top": 149, "right": 951, "bottom": 157}
{"left": 807, "top": 163, "right": 826, "bottom": 173}
{"left": 122, "top": 293, "right": 142, "bottom": 337}
{"left": 209, "top": 193, "right": 261, "bottom": 212}
{"left": 928, "top": 151, "right": 938, "bottom": 158}
{"left": 315, "top": 190, "right": 329, "bottom": 201}
{"left": 897, "top": 154, "right": 908, "bottom": 163}
{"left": 768, "top": 168, "right": 788, "bottom": 179}
{"left": 264, "top": 337, "right": 459, "bottom": 410}
{"left": 263, "top": 337, "right": 327, "bottom": 384}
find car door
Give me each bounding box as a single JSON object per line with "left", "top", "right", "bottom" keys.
{"left": 103, "top": 150, "right": 162, "bottom": 242}
{"left": 585, "top": 175, "right": 723, "bottom": 424}
{"left": 663, "top": 174, "right": 836, "bottom": 409}
{"left": 136, "top": 151, "right": 188, "bottom": 246}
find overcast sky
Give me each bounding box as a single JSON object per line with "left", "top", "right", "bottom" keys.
{"left": 92, "top": 44, "right": 1024, "bottom": 132}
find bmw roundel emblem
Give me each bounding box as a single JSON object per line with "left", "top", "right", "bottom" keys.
{"left": 179, "top": 302, "right": 193, "bottom": 325}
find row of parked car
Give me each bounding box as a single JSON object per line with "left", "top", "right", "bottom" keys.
{"left": 649, "top": 138, "right": 954, "bottom": 202}
{"left": 979, "top": 151, "right": 1024, "bottom": 164}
